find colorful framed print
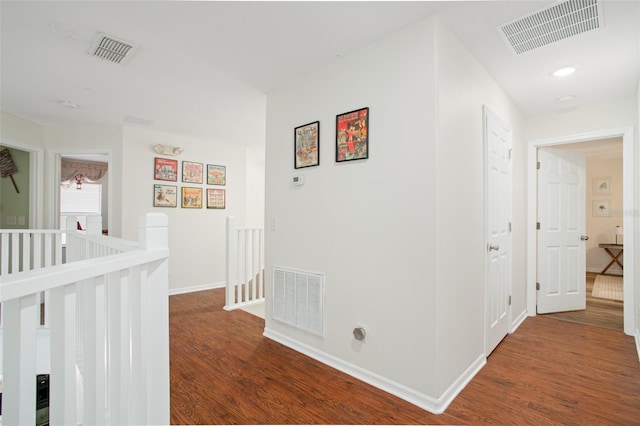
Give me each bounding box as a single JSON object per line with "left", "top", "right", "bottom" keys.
{"left": 207, "top": 188, "right": 226, "bottom": 209}
{"left": 207, "top": 164, "right": 227, "bottom": 185}
{"left": 154, "top": 158, "right": 178, "bottom": 182}
{"left": 181, "top": 186, "right": 203, "bottom": 208}
{"left": 336, "top": 107, "right": 369, "bottom": 162}
{"left": 153, "top": 184, "right": 177, "bottom": 207}
{"left": 294, "top": 121, "right": 320, "bottom": 169}
{"left": 182, "top": 161, "right": 203, "bottom": 184}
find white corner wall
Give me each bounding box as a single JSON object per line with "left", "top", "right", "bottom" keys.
{"left": 122, "top": 126, "right": 252, "bottom": 293}
{"left": 434, "top": 18, "right": 526, "bottom": 397}
{"left": 1, "top": 112, "right": 46, "bottom": 146}
{"left": 264, "top": 17, "right": 440, "bottom": 406}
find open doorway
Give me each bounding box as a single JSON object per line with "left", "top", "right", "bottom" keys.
{"left": 527, "top": 127, "right": 636, "bottom": 337}
{"left": 540, "top": 138, "right": 623, "bottom": 330}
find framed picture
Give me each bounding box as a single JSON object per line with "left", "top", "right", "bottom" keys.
{"left": 207, "top": 164, "right": 227, "bottom": 185}
{"left": 294, "top": 121, "right": 320, "bottom": 169}
{"left": 207, "top": 188, "right": 226, "bottom": 209}
{"left": 336, "top": 107, "right": 369, "bottom": 162}
{"left": 153, "top": 184, "right": 177, "bottom": 207}
{"left": 182, "top": 161, "right": 203, "bottom": 184}
{"left": 181, "top": 187, "right": 203, "bottom": 208}
{"left": 593, "top": 177, "right": 611, "bottom": 194}
{"left": 154, "top": 158, "right": 178, "bottom": 182}
{"left": 593, "top": 199, "right": 611, "bottom": 217}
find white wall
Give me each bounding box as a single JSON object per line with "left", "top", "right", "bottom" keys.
{"left": 1, "top": 112, "right": 46, "bottom": 147}
{"left": 264, "top": 15, "right": 527, "bottom": 411}
{"left": 433, "top": 19, "right": 526, "bottom": 396}
{"left": 265, "top": 17, "right": 440, "bottom": 402}
{"left": 586, "top": 156, "right": 624, "bottom": 274}
{"left": 122, "top": 126, "right": 251, "bottom": 293}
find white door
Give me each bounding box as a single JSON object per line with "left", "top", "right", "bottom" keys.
{"left": 537, "top": 148, "right": 586, "bottom": 314}
{"left": 484, "top": 107, "right": 512, "bottom": 355}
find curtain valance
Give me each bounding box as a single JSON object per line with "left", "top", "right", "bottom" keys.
{"left": 61, "top": 159, "right": 108, "bottom": 187}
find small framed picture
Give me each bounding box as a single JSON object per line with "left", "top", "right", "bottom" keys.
{"left": 336, "top": 107, "right": 369, "bottom": 162}
{"left": 207, "top": 188, "right": 226, "bottom": 209}
{"left": 181, "top": 187, "right": 203, "bottom": 208}
{"left": 154, "top": 158, "right": 178, "bottom": 182}
{"left": 593, "top": 177, "right": 611, "bottom": 194}
{"left": 593, "top": 199, "right": 611, "bottom": 217}
{"left": 207, "top": 164, "right": 227, "bottom": 185}
{"left": 294, "top": 121, "right": 320, "bottom": 169}
{"left": 153, "top": 184, "right": 177, "bottom": 207}
{"left": 182, "top": 161, "right": 203, "bottom": 184}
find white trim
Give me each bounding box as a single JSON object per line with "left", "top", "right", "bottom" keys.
{"left": 263, "top": 327, "right": 486, "bottom": 414}
{"left": 168, "top": 282, "right": 224, "bottom": 296}
{"left": 527, "top": 127, "right": 636, "bottom": 336}
{"left": 635, "top": 330, "right": 640, "bottom": 363}
{"left": 0, "top": 138, "right": 45, "bottom": 228}
{"left": 510, "top": 309, "right": 528, "bottom": 333}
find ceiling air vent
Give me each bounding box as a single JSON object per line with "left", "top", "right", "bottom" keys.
{"left": 497, "top": 0, "right": 603, "bottom": 55}
{"left": 89, "top": 33, "right": 137, "bottom": 64}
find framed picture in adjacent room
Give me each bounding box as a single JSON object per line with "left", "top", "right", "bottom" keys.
{"left": 593, "top": 199, "right": 611, "bottom": 217}
{"left": 207, "top": 188, "right": 226, "bottom": 209}
{"left": 153, "top": 184, "right": 177, "bottom": 207}
{"left": 207, "top": 164, "right": 227, "bottom": 185}
{"left": 154, "top": 158, "right": 178, "bottom": 181}
{"left": 336, "top": 107, "right": 369, "bottom": 162}
{"left": 593, "top": 177, "right": 611, "bottom": 194}
{"left": 294, "top": 121, "right": 320, "bottom": 169}
{"left": 181, "top": 186, "right": 203, "bottom": 208}
{"left": 182, "top": 161, "right": 203, "bottom": 184}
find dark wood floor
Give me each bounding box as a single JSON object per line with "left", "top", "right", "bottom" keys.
{"left": 170, "top": 288, "right": 640, "bottom": 425}
{"left": 543, "top": 272, "right": 623, "bottom": 330}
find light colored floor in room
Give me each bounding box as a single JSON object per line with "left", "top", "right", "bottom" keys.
{"left": 241, "top": 302, "right": 265, "bottom": 319}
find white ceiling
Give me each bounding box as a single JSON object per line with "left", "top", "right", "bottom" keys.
{"left": 1, "top": 1, "right": 638, "bottom": 150}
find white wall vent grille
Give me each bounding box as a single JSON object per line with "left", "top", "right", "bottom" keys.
{"left": 497, "top": 0, "right": 603, "bottom": 55}
{"left": 273, "top": 266, "right": 324, "bottom": 337}
{"left": 89, "top": 33, "right": 137, "bottom": 64}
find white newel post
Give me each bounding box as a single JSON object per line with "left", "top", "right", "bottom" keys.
{"left": 225, "top": 216, "right": 237, "bottom": 309}
{"left": 86, "top": 215, "right": 102, "bottom": 236}
{"left": 138, "top": 213, "right": 170, "bottom": 425}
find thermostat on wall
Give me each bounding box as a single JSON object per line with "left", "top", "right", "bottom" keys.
{"left": 292, "top": 175, "right": 305, "bottom": 186}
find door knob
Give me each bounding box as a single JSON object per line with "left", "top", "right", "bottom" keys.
{"left": 488, "top": 243, "right": 500, "bottom": 251}
{"left": 580, "top": 235, "right": 589, "bottom": 241}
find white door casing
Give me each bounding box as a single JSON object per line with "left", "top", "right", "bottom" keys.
{"left": 484, "top": 107, "right": 512, "bottom": 356}
{"left": 537, "top": 148, "right": 586, "bottom": 314}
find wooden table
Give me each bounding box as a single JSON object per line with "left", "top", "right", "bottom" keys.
{"left": 598, "top": 243, "right": 623, "bottom": 275}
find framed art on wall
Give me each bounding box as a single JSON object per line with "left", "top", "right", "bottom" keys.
{"left": 182, "top": 161, "right": 203, "bottom": 184}
{"left": 294, "top": 121, "right": 320, "bottom": 169}
{"left": 336, "top": 107, "right": 368, "bottom": 162}
{"left": 593, "top": 177, "right": 611, "bottom": 194}
{"left": 207, "top": 189, "right": 226, "bottom": 209}
{"left": 181, "top": 187, "right": 203, "bottom": 208}
{"left": 153, "top": 184, "right": 177, "bottom": 207}
{"left": 154, "top": 158, "right": 178, "bottom": 181}
{"left": 207, "top": 164, "right": 226, "bottom": 185}
{"left": 593, "top": 199, "right": 611, "bottom": 217}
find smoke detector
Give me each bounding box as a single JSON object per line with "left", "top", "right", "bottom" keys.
{"left": 89, "top": 32, "right": 138, "bottom": 64}
{"left": 497, "top": 0, "right": 603, "bottom": 55}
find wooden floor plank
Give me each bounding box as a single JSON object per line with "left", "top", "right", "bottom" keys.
{"left": 170, "top": 288, "right": 640, "bottom": 425}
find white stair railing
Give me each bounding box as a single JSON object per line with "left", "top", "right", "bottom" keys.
{"left": 0, "top": 213, "right": 170, "bottom": 425}
{"left": 224, "top": 216, "right": 265, "bottom": 311}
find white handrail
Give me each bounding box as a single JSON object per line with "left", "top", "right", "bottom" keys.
{"left": 0, "top": 213, "right": 170, "bottom": 425}
{"left": 224, "top": 216, "right": 265, "bottom": 311}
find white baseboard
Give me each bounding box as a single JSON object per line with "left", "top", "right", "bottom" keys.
{"left": 511, "top": 309, "right": 528, "bottom": 333}
{"left": 635, "top": 330, "right": 640, "bottom": 363}
{"left": 168, "top": 282, "right": 225, "bottom": 296}
{"left": 263, "top": 327, "right": 485, "bottom": 414}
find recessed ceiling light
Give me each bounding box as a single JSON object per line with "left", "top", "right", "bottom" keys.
{"left": 556, "top": 95, "right": 576, "bottom": 102}
{"left": 552, "top": 66, "right": 578, "bottom": 77}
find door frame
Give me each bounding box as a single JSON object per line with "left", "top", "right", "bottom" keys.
{"left": 47, "top": 148, "right": 113, "bottom": 234}
{"left": 526, "top": 127, "right": 636, "bottom": 336}
{"left": 0, "top": 137, "right": 45, "bottom": 228}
